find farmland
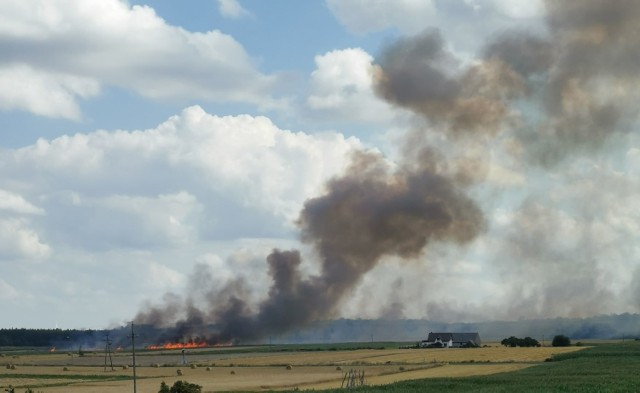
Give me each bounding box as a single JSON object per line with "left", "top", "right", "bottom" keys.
{"left": 0, "top": 342, "right": 599, "bottom": 392}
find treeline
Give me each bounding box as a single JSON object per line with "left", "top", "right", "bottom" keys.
{"left": 0, "top": 328, "right": 100, "bottom": 348}
{"left": 0, "top": 325, "right": 212, "bottom": 348}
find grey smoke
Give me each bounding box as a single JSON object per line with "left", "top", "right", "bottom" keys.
{"left": 374, "top": 29, "right": 523, "bottom": 137}
{"left": 136, "top": 151, "right": 484, "bottom": 342}
{"left": 135, "top": 0, "right": 640, "bottom": 342}
{"left": 375, "top": 0, "right": 640, "bottom": 164}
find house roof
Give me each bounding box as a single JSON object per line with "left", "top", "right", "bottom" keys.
{"left": 427, "top": 332, "right": 481, "bottom": 343}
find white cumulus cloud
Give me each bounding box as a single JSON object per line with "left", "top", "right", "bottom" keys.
{"left": 0, "top": 0, "right": 279, "bottom": 119}
{"left": 217, "top": 0, "right": 251, "bottom": 19}
{"left": 0, "top": 189, "right": 44, "bottom": 215}
{"left": 326, "top": 0, "right": 437, "bottom": 35}
{"left": 1, "top": 105, "right": 362, "bottom": 251}
{"left": 0, "top": 218, "right": 51, "bottom": 259}
{"left": 307, "top": 48, "right": 398, "bottom": 124}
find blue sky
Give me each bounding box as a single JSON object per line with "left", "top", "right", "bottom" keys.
{"left": 2, "top": 0, "right": 640, "bottom": 330}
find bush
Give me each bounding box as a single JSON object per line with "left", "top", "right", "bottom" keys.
{"left": 158, "top": 380, "right": 202, "bottom": 393}
{"left": 552, "top": 335, "right": 571, "bottom": 347}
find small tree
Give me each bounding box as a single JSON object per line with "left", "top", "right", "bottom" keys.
{"left": 158, "top": 380, "right": 202, "bottom": 393}
{"left": 552, "top": 334, "right": 571, "bottom": 347}
{"left": 523, "top": 337, "right": 541, "bottom": 347}
{"left": 158, "top": 381, "right": 170, "bottom": 393}
{"left": 501, "top": 336, "right": 519, "bottom": 347}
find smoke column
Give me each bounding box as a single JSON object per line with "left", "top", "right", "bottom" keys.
{"left": 136, "top": 0, "right": 640, "bottom": 340}
{"left": 371, "top": 0, "right": 640, "bottom": 320}
{"left": 136, "top": 149, "right": 484, "bottom": 342}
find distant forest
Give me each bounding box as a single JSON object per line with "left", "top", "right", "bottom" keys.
{"left": 1, "top": 313, "right": 639, "bottom": 348}
{"left": 0, "top": 328, "right": 99, "bottom": 347}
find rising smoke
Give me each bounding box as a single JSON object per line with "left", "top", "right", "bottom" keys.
{"left": 136, "top": 0, "right": 640, "bottom": 342}
{"left": 136, "top": 150, "right": 484, "bottom": 342}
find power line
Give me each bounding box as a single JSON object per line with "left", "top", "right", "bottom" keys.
{"left": 130, "top": 322, "right": 138, "bottom": 393}
{"left": 103, "top": 333, "right": 114, "bottom": 372}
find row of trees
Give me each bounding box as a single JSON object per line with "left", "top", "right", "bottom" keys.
{"left": 501, "top": 335, "right": 571, "bottom": 347}
{"left": 501, "top": 336, "right": 541, "bottom": 347}
{"left": 0, "top": 328, "right": 99, "bottom": 347}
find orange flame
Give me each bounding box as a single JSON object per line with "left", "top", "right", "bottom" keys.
{"left": 146, "top": 341, "right": 209, "bottom": 350}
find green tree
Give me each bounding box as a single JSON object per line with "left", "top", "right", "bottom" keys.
{"left": 501, "top": 336, "right": 541, "bottom": 347}
{"left": 158, "top": 381, "right": 170, "bottom": 393}
{"left": 501, "top": 336, "right": 519, "bottom": 347}
{"left": 552, "top": 334, "right": 571, "bottom": 347}
{"left": 158, "top": 380, "right": 202, "bottom": 393}
{"left": 523, "top": 337, "right": 541, "bottom": 347}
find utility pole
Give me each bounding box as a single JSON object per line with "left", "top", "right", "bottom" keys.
{"left": 103, "top": 333, "right": 114, "bottom": 371}
{"left": 131, "top": 322, "right": 137, "bottom": 393}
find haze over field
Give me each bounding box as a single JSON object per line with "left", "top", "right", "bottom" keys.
{"left": 2, "top": 0, "right": 640, "bottom": 338}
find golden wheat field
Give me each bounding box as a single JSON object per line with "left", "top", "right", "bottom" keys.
{"left": 0, "top": 345, "right": 584, "bottom": 392}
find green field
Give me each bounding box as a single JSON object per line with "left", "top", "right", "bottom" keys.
{"left": 315, "top": 341, "right": 640, "bottom": 393}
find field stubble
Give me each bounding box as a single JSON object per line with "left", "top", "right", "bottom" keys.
{"left": 0, "top": 345, "right": 584, "bottom": 392}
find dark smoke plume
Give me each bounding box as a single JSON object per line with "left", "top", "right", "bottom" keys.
{"left": 136, "top": 151, "right": 484, "bottom": 342}
{"left": 374, "top": 29, "right": 524, "bottom": 137}
{"left": 374, "top": 0, "right": 640, "bottom": 165}
{"left": 136, "top": 0, "right": 640, "bottom": 341}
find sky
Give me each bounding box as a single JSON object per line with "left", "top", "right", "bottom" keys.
{"left": 1, "top": 0, "right": 640, "bottom": 331}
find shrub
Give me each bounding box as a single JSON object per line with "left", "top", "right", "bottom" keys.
{"left": 176, "top": 369, "right": 183, "bottom": 376}
{"left": 552, "top": 335, "right": 571, "bottom": 347}
{"left": 171, "top": 380, "right": 202, "bottom": 393}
